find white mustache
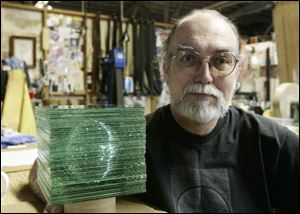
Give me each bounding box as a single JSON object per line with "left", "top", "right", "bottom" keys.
{"left": 183, "top": 84, "right": 223, "bottom": 99}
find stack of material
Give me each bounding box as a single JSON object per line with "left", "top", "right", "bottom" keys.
{"left": 36, "top": 106, "right": 146, "bottom": 205}
{"left": 1, "top": 70, "right": 37, "bottom": 136}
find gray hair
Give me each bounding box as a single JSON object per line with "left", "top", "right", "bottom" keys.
{"left": 161, "top": 9, "right": 240, "bottom": 62}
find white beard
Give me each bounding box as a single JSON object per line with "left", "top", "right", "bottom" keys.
{"left": 171, "top": 83, "right": 229, "bottom": 124}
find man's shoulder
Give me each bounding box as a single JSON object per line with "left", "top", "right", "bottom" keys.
{"left": 145, "top": 105, "right": 169, "bottom": 124}
{"left": 145, "top": 112, "right": 154, "bottom": 123}
{"left": 229, "top": 106, "right": 296, "bottom": 142}
{"left": 145, "top": 105, "right": 170, "bottom": 137}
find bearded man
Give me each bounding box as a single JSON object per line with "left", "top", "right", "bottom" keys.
{"left": 144, "top": 9, "right": 299, "bottom": 213}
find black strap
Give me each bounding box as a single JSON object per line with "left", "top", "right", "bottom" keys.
{"left": 101, "top": 17, "right": 115, "bottom": 105}
{"left": 112, "top": 14, "right": 118, "bottom": 49}
{"left": 118, "top": 16, "right": 123, "bottom": 49}
{"left": 149, "top": 20, "right": 162, "bottom": 95}
{"left": 1, "top": 69, "right": 8, "bottom": 101}
{"left": 106, "top": 17, "right": 111, "bottom": 53}
{"left": 135, "top": 19, "right": 162, "bottom": 96}
{"left": 132, "top": 19, "right": 142, "bottom": 95}
{"left": 92, "top": 12, "right": 102, "bottom": 100}
{"left": 132, "top": 19, "right": 139, "bottom": 95}
{"left": 143, "top": 20, "right": 162, "bottom": 96}
{"left": 265, "top": 47, "right": 270, "bottom": 102}
{"left": 101, "top": 15, "right": 126, "bottom": 106}
{"left": 100, "top": 55, "right": 114, "bottom": 105}
{"left": 144, "top": 19, "right": 154, "bottom": 95}
{"left": 121, "top": 20, "right": 130, "bottom": 67}
{"left": 115, "top": 16, "right": 124, "bottom": 105}
{"left": 115, "top": 67, "right": 124, "bottom": 105}
{"left": 135, "top": 19, "right": 149, "bottom": 95}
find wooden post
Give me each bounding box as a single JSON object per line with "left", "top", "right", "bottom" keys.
{"left": 272, "top": 1, "right": 299, "bottom": 83}
{"left": 41, "top": 8, "right": 48, "bottom": 60}
{"left": 83, "top": 14, "right": 88, "bottom": 105}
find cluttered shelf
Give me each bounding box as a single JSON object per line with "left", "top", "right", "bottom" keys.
{"left": 48, "top": 92, "right": 86, "bottom": 97}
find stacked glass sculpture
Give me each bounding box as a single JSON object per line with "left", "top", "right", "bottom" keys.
{"left": 36, "top": 106, "right": 146, "bottom": 205}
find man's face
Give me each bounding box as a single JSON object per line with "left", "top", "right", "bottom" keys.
{"left": 164, "top": 14, "right": 240, "bottom": 123}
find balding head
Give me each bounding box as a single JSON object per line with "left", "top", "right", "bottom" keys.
{"left": 162, "top": 9, "right": 240, "bottom": 62}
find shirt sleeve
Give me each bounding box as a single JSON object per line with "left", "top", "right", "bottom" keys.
{"left": 270, "top": 129, "right": 299, "bottom": 212}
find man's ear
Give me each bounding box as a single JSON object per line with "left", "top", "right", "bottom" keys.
{"left": 237, "top": 62, "right": 243, "bottom": 77}
{"left": 235, "top": 57, "right": 244, "bottom": 79}
{"left": 163, "top": 61, "right": 170, "bottom": 85}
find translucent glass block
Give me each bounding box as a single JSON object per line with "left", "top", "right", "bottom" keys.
{"left": 36, "top": 106, "right": 146, "bottom": 205}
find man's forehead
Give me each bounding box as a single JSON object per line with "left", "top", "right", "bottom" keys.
{"left": 177, "top": 11, "right": 232, "bottom": 30}
{"left": 175, "top": 18, "right": 236, "bottom": 40}
{"left": 176, "top": 44, "right": 237, "bottom": 54}
{"left": 172, "top": 20, "right": 238, "bottom": 53}
{"left": 172, "top": 36, "right": 238, "bottom": 55}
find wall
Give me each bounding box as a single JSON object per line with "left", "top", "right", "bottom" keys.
{"left": 1, "top": 7, "right": 43, "bottom": 81}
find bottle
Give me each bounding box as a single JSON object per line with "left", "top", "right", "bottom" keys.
{"left": 254, "top": 100, "right": 263, "bottom": 115}
{"left": 248, "top": 98, "right": 256, "bottom": 114}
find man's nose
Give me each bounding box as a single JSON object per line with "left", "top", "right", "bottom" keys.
{"left": 193, "top": 61, "right": 214, "bottom": 84}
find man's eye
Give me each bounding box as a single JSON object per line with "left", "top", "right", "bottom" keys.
{"left": 181, "top": 54, "right": 197, "bottom": 64}
{"left": 216, "top": 57, "right": 229, "bottom": 64}
{"left": 215, "top": 57, "right": 230, "bottom": 64}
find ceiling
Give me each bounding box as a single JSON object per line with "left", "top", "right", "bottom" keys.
{"left": 13, "top": 1, "right": 275, "bottom": 37}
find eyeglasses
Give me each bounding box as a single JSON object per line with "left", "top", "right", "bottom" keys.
{"left": 170, "top": 49, "right": 240, "bottom": 77}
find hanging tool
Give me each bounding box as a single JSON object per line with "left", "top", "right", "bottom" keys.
{"left": 92, "top": 12, "right": 102, "bottom": 104}
{"left": 265, "top": 47, "right": 270, "bottom": 102}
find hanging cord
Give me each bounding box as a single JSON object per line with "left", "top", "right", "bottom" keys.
{"left": 120, "top": 1, "right": 124, "bottom": 22}
{"left": 149, "top": 20, "right": 162, "bottom": 95}
{"left": 91, "top": 12, "right": 102, "bottom": 101}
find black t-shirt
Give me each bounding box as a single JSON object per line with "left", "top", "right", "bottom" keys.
{"left": 144, "top": 104, "right": 299, "bottom": 213}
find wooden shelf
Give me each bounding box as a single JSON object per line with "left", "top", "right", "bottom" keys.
{"left": 48, "top": 92, "right": 85, "bottom": 97}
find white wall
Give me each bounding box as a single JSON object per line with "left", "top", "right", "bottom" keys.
{"left": 1, "top": 7, "right": 43, "bottom": 81}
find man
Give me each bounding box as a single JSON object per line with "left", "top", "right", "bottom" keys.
{"left": 143, "top": 9, "right": 299, "bottom": 213}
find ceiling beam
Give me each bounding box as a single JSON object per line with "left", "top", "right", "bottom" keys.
{"left": 164, "top": 2, "right": 170, "bottom": 22}
{"left": 228, "top": 2, "right": 273, "bottom": 18}
{"left": 263, "top": 22, "right": 273, "bottom": 35}
{"left": 140, "top": 3, "right": 151, "bottom": 18}
{"left": 204, "top": 1, "right": 247, "bottom": 10}
{"left": 175, "top": 1, "right": 183, "bottom": 15}
{"left": 127, "top": 2, "right": 141, "bottom": 18}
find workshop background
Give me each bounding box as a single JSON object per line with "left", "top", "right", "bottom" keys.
{"left": 1, "top": 1, "right": 299, "bottom": 213}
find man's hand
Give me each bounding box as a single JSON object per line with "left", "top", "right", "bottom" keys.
{"left": 29, "top": 160, "right": 47, "bottom": 203}
{"left": 29, "top": 160, "right": 64, "bottom": 213}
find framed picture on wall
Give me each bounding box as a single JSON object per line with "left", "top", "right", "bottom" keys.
{"left": 9, "top": 36, "right": 36, "bottom": 68}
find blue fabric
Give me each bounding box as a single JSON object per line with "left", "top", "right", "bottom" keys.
{"left": 2, "top": 57, "right": 26, "bottom": 70}
{"left": 1, "top": 135, "right": 36, "bottom": 146}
